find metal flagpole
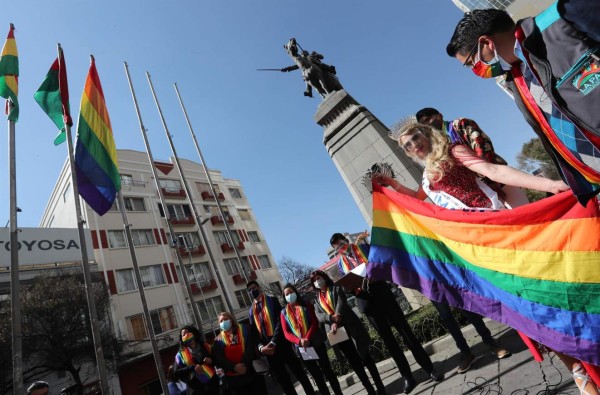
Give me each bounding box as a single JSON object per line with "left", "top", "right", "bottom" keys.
{"left": 172, "top": 84, "right": 253, "bottom": 284}
{"left": 123, "top": 62, "right": 204, "bottom": 330}
{"left": 64, "top": 121, "right": 110, "bottom": 394}
{"left": 8, "top": 96, "right": 23, "bottom": 394}
{"left": 145, "top": 73, "right": 237, "bottom": 312}
{"left": 116, "top": 191, "right": 169, "bottom": 394}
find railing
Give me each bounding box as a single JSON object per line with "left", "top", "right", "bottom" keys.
{"left": 178, "top": 245, "right": 206, "bottom": 256}
{"left": 232, "top": 270, "right": 256, "bottom": 285}
{"left": 121, "top": 179, "right": 146, "bottom": 187}
{"left": 191, "top": 278, "right": 217, "bottom": 293}
{"left": 210, "top": 215, "right": 234, "bottom": 225}
{"left": 201, "top": 191, "right": 225, "bottom": 201}
{"left": 161, "top": 186, "right": 186, "bottom": 198}
{"left": 170, "top": 215, "right": 195, "bottom": 225}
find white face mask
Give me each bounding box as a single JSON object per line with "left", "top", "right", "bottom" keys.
{"left": 314, "top": 279, "right": 326, "bottom": 290}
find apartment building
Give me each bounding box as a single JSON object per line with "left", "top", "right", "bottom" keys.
{"left": 40, "top": 149, "right": 285, "bottom": 394}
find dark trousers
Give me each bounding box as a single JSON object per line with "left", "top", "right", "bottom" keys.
{"left": 430, "top": 300, "right": 496, "bottom": 353}
{"left": 336, "top": 339, "right": 383, "bottom": 395}
{"left": 268, "top": 342, "right": 315, "bottom": 395}
{"left": 359, "top": 282, "right": 434, "bottom": 378}
{"left": 302, "top": 344, "right": 343, "bottom": 395}
{"left": 224, "top": 372, "right": 266, "bottom": 395}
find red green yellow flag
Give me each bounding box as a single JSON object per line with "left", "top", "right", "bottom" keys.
{"left": 34, "top": 45, "right": 72, "bottom": 145}
{"left": 0, "top": 24, "right": 18, "bottom": 122}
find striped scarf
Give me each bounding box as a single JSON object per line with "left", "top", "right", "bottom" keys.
{"left": 317, "top": 288, "right": 336, "bottom": 315}
{"left": 283, "top": 304, "right": 311, "bottom": 338}
{"left": 217, "top": 324, "right": 246, "bottom": 350}
{"left": 252, "top": 294, "right": 275, "bottom": 337}
{"left": 336, "top": 243, "right": 368, "bottom": 274}
{"left": 175, "top": 346, "right": 215, "bottom": 384}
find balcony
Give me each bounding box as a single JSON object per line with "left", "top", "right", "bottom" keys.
{"left": 121, "top": 179, "right": 147, "bottom": 187}
{"left": 161, "top": 187, "right": 186, "bottom": 198}
{"left": 210, "top": 215, "right": 234, "bottom": 225}
{"left": 232, "top": 270, "right": 257, "bottom": 285}
{"left": 170, "top": 215, "right": 195, "bottom": 225}
{"left": 178, "top": 245, "right": 206, "bottom": 256}
{"left": 191, "top": 278, "right": 217, "bottom": 294}
{"left": 220, "top": 241, "right": 244, "bottom": 253}
{"left": 201, "top": 191, "right": 226, "bottom": 201}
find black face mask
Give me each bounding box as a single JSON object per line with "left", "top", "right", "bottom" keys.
{"left": 250, "top": 288, "right": 261, "bottom": 299}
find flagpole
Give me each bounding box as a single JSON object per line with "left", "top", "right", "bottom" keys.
{"left": 63, "top": 50, "right": 110, "bottom": 394}
{"left": 8, "top": 95, "right": 23, "bottom": 394}
{"left": 173, "top": 83, "right": 255, "bottom": 283}
{"left": 116, "top": 191, "right": 169, "bottom": 394}
{"left": 123, "top": 62, "right": 206, "bottom": 330}
{"left": 146, "top": 73, "right": 237, "bottom": 311}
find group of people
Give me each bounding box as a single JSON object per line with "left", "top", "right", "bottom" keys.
{"left": 368, "top": 1, "right": 599, "bottom": 393}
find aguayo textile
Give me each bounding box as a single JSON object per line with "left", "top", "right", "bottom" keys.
{"left": 367, "top": 184, "right": 600, "bottom": 366}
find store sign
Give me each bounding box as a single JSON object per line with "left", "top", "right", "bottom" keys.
{"left": 0, "top": 228, "right": 93, "bottom": 266}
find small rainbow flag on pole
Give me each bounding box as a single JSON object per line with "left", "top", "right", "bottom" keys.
{"left": 74, "top": 56, "right": 120, "bottom": 216}
{"left": 0, "top": 24, "right": 18, "bottom": 122}
{"left": 367, "top": 184, "right": 600, "bottom": 366}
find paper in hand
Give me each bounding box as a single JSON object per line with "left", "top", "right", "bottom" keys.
{"left": 327, "top": 326, "right": 350, "bottom": 346}
{"left": 299, "top": 346, "right": 319, "bottom": 360}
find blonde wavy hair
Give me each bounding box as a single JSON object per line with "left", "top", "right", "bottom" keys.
{"left": 390, "top": 116, "right": 453, "bottom": 182}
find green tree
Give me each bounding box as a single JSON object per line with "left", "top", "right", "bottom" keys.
{"left": 517, "top": 137, "right": 561, "bottom": 202}
{"left": 0, "top": 273, "right": 119, "bottom": 395}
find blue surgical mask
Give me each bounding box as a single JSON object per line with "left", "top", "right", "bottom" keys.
{"left": 220, "top": 319, "right": 232, "bottom": 331}
{"left": 285, "top": 293, "right": 298, "bottom": 304}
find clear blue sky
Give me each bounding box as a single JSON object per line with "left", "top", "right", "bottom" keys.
{"left": 5, "top": 0, "right": 537, "bottom": 269}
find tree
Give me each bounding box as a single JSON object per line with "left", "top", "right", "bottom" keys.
{"left": 517, "top": 137, "right": 561, "bottom": 202}
{"left": 0, "top": 273, "right": 120, "bottom": 395}
{"left": 276, "top": 256, "right": 315, "bottom": 292}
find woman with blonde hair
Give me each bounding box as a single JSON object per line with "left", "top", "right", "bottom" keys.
{"left": 212, "top": 311, "right": 266, "bottom": 395}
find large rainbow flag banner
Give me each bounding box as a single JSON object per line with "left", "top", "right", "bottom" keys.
{"left": 367, "top": 184, "right": 600, "bottom": 366}
{"left": 74, "top": 57, "right": 120, "bottom": 216}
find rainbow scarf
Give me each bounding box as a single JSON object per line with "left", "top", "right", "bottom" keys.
{"left": 367, "top": 184, "right": 600, "bottom": 366}
{"left": 283, "top": 304, "right": 311, "bottom": 339}
{"left": 217, "top": 324, "right": 246, "bottom": 350}
{"left": 74, "top": 57, "right": 120, "bottom": 216}
{"left": 317, "top": 288, "right": 336, "bottom": 315}
{"left": 175, "top": 347, "right": 215, "bottom": 384}
{"left": 336, "top": 243, "right": 368, "bottom": 274}
{"left": 252, "top": 294, "right": 275, "bottom": 337}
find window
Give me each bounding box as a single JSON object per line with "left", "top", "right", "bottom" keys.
{"left": 258, "top": 255, "right": 272, "bottom": 269}
{"left": 197, "top": 296, "right": 224, "bottom": 324}
{"left": 108, "top": 230, "right": 127, "bottom": 248}
{"left": 131, "top": 229, "right": 155, "bottom": 246}
{"left": 185, "top": 262, "right": 213, "bottom": 286}
{"left": 176, "top": 232, "right": 201, "bottom": 250}
{"left": 269, "top": 281, "right": 282, "bottom": 294}
{"left": 124, "top": 197, "right": 146, "bottom": 211}
{"left": 167, "top": 204, "right": 192, "bottom": 220}
{"left": 159, "top": 179, "right": 182, "bottom": 192}
{"left": 238, "top": 209, "right": 251, "bottom": 220}
{"left": 196, "top": 182, "right": 211, "bottom": 193}
{"left": 213, "top": 231, "right": 240, "bottom": 247}
{"left": 120, "top": 174, "right": 134, "bottom": 186}
{"left": 247, "top": 231, "right": 260, "bottom": 243}
{"left": 116, "top": 269, "right": 137, "bottom": 293}
{"left": 63, "top": 183, "right": 71, "bottom": 202}
{"left": 235, "top": 290, "right": 252, "bottom": 308}
{"left": 140, "top": 265, "right": 166, "bottom": 287}
{"left": 127, "top": 306, "right": 177, "bottom": 341}
{"left": 128, "top": 314, "right": 146, "bottom": 340}
{"left": 223, "top": 257, "right": 252, "bottom": 275}
{"left": 229, "top": 188, "right": 242, "bottom": 199}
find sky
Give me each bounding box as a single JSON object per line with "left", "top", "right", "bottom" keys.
{"left": 3, "top": 0, "right": 539, "bottom": 269}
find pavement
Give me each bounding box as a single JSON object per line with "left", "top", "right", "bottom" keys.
{"left": 279, "top": 319, "right": 580, "bottom": 395}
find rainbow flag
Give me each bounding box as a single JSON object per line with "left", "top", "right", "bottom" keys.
{"left": 0, "top": 24, "right": 18, "bottom": 122}
{"left": 367, "top": 184, "right": 600, "bottom": 366}
{"left": 74, "top": 57, "right": 120, "bottom": 216}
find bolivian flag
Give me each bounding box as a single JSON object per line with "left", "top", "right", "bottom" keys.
{"left": 0, "top": 24, "right": 18, "bottom": 122}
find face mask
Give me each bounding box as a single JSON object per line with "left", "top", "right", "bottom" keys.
{"left": 249, "top": 288, "right": 261, "bottom": 299}
{"left": 220, "top": 319, "right": 232, "bottom": 331}
{"left": 285, "top": 293, "right": 297, "bottom": 304}
{"left": 471, "top": 45, "right": 510, "bottom": 79}
{"left": 314, "top": 279, "right": 326, "bottom": 290}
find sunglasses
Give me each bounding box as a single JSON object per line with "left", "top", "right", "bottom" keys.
{"left": 402, "top": 131, "right": 423, "bottom": 152}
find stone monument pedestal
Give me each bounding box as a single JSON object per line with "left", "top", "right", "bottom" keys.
{"left": 315, "top": 90, "right": 429, "bottom": 310}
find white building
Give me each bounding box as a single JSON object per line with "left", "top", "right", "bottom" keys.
{"left": 451, "top": 0, "right": 555, "bottom": 19}
{"left": 40, "top": 149, "right": 285, "bottom": 394}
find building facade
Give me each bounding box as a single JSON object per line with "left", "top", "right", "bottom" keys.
{"left": 40, "top": 149, "right": 285, "bottom": 394}
{"left": 451, "top": 0, "right": 555, "bottom": 19}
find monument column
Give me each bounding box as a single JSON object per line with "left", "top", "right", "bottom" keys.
{"left": 315, "top": 89, "right": 429, "bottom": 309}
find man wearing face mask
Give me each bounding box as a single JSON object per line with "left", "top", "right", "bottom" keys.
{"left": 246, "top": 281, "right": 315, "bottom": 395}
{"left": 446, "top": 3, "right": 600, "bottom": 205}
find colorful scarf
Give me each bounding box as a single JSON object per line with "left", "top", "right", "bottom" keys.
{"left": 336, "top": 243, "right": 368, "bottom": 274}
{"left": 283, "top": 304, "right": 310, "bottom": 339}
{"left": 317, "top": 288, "right": 336, "bottom": 315}
{"left": 175, "top": 346, "right": 215, "bottom": 384}
{"left": 217, "top": 324, "right": 246, "bottom": 350}
{"left": 252, "top": 294, "right": 275, "bottom": 337}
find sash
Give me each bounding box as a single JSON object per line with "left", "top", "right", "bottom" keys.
{"left": 175, "top": 347, "right": 215, "bottom": 384}
{"left": 283, "top": 304, "right": 311, "bottom": 339}
{"left": 252, "top": 294, "right": 275, "bottom": 338}
{"left": 317, "top": 288, "right": 336, "bottom": 315}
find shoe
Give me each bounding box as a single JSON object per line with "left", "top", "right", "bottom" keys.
{"left": 429, "top": 370, "right": 444, "bottom": 382}
{"left": 403, "top": 376, "right": 416, "bottom": 394}
{"left": 457, "top": 352, "right": 475, "bottom": 374}
{"left": 492, "top": 346, "right": 510, "bottom": 359}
